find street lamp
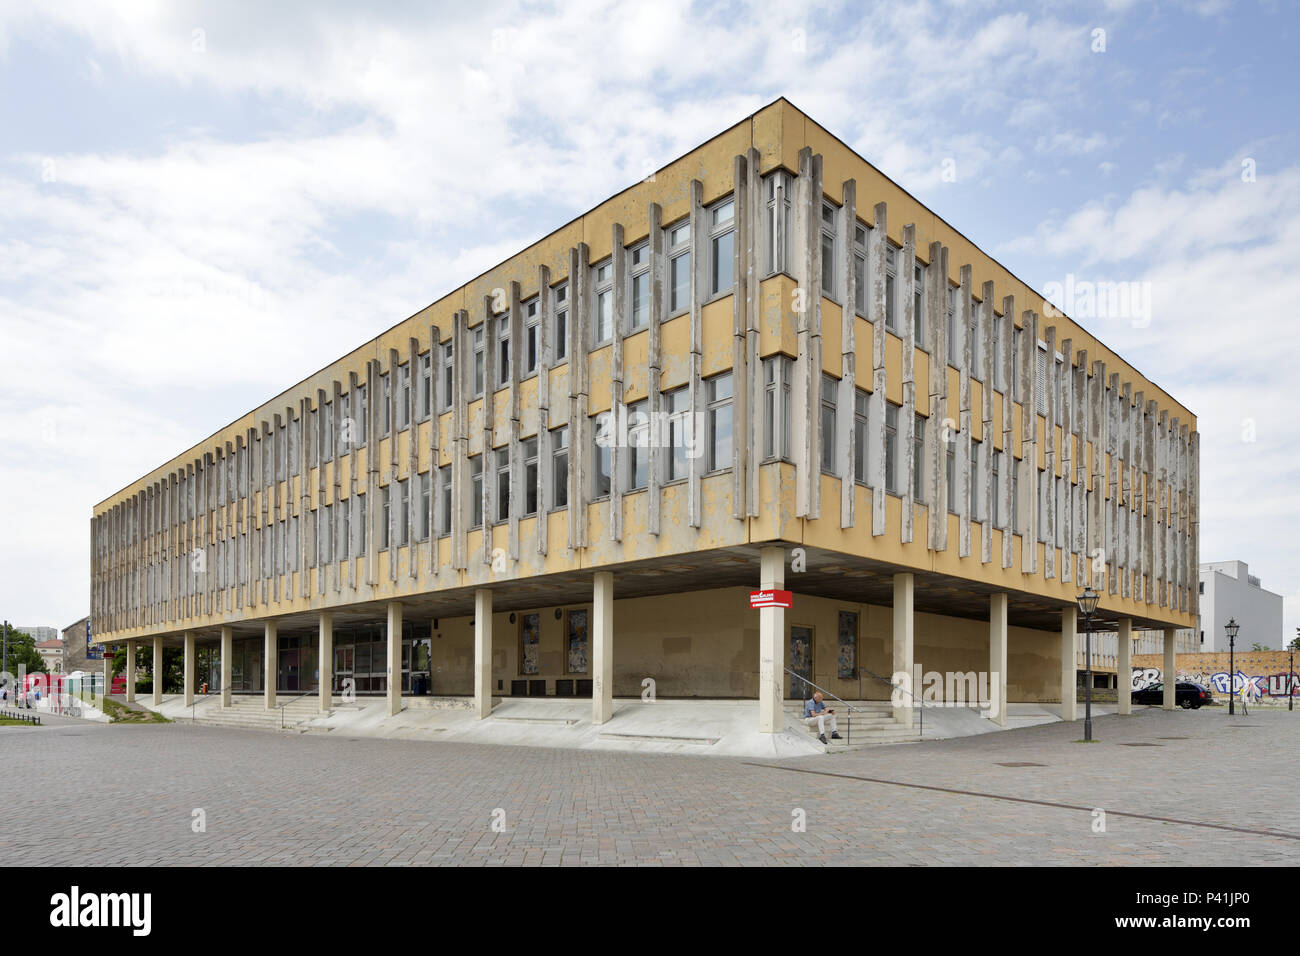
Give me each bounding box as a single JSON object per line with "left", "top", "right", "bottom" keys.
{"left": 1077, "top": 586, "right": 1100, "bottom": 742}
{"left": 1225, "top": 618, "right": 1239, "bottom": 716}
{"left": 1289, "top": 627, "right": 1296, "bottom": 713}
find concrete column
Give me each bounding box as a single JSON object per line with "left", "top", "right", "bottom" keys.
{"left": 474, "top": 589, "right": 493, "bottom": 719}
{"left": 758, "top": 546, "right": 785, "bottom": 733}
{"left": 1117, "top": 618, "right": 1132, "bottom": 715}
{"left": 892, "top": 572, "right": 914, "bottom": 730}
{"left": 386, "top": 602, "right": 402, "bottom": 717}
{"left": 1060, "top": 606, "right": 1077, "bottom": 721}
{"left": 319, "top": 611, "right": 333, "bottom": 713}
{"left": 1162, "top": 626, "right": 1176, "bottom": 710}
{"left": 592, "top": 571, "right": 614, "bottom": 725}
{"left": 264, "top": 620, "right": 277, "bottom": 710}
{"left": 220, "top": 626, "right": 232, "bottom": 707}
{"left": 152, "top": 635, "right": 162, "bottom": 706}
{"left": 989, "top": 593, "right": 1008, "bottom": 727}
{"left": 125, "top": 639, "right": 136, "bottom": 703}
{"left": 183, "top": 632, "right": 195, "bottom": 707}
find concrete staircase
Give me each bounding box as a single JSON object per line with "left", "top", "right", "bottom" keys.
{"left": 185, "top": 695, "right": 331, "bottom": 733}
{"left": 784, "top": 700, "right": 922, "bottom": 751}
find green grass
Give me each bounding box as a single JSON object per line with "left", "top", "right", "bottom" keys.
{"left": 0, "top": 717, "right": 37, "bottom": 727}
{"left": 97, "top": 695, "right": 170, "bottom": 724}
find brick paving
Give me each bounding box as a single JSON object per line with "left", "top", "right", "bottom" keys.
{"left": 1, "top": 707, "right": 1296, "bottom": 866}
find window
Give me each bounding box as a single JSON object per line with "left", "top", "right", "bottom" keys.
{"left": 495, "top": 447, "right": 510, "bottom": 522}
{"left": 885, "top": 244, "right": 899, "bottom": 332}
{"left": 437, "top": 467, "right": 451, "bottom": 536}
{"left": 664, "top": 386, "right": 690, "bottom": 481}
{"left": 705, "top": 372, "right": 733, "bottom": 472}
{"left": 626, "top": 399, "right": 649, "bottom": 490}
{"left": 947, "top": 286, "right": 959, "bottom": 363}
{"left": 379, "top": 487, "right": 390, "bottom": 551}
{"left": 946, "top": 444, "right": 957, "bottom": 513}
{"left": 1010, "top": 457, "right": 1021, "bottom": 535}
{"left": 380, "top": 372, "right": 391, "bottom": 436}
{"left": 552, "top": 283, "right": 568, "bottom": 363}
{"left": 469, "top": 456, "right": 483, "bottom": 529}
{"left": 472, "top": 326, "right": 485, "bottom": 398}
{"left": 340, "top": 393, "right": 352, "bottom": 451}
{"left": 628, "top": 243, "right": 650, "bottom": 330}
{"left": 667, "top": 220, "right": 691, "bottom": 314}
{"left": 593, "top": 260, "right": 613, "bottom": 345}
{"left": 522, "top": 298, "right": 539, "bottom": 377}
{"left": 323, "top": 401, "right": 335, "bottom": 462}
{"left": 322, "top": 503, "right": 334, "bottom": 563}
{"left": 821, "top": 374, "right": 838, "bottom": 473}
{"left": 592, "top": 413, "right": 611, "bottom": 498}
{"left": 820, "top": 202, "right": 837, "bottom": 298}
{"left": 709, "top": 198, "right": 735, "bottom": 296}
{"left": 356, "top": 384, "right": 367, "bottom": 444}
{"left": 418, "top": 353, "right": 432, "bottom": 420}
{"left": 993, "top": 450, "right": 1004, "bottom": 528}
{"left": 913, "top": 414, "right": 926, "bottom": 501}
{"left": 970, "top": 298, "right": 983, "bottom": 379}
{"left": 439, "top": 342, "right": 454, "bottom": 411}
{"left": 1035, "top": 344, "right": 1049, "bottom": 416}
{"left": 418, "top": 472, "right": 431, "bottom": 541}
{"left": 971, "top": 442, "right": 984, "bottom": 521}
{"left": 913, "top": 262, "right": 926, "bottom": 347}
{"left": 853, "top": 224, "right": 868, "bottom": 316}
{"left": 993, "top": 319, "right": 1005, "bottom": 392}
{"left": 1012, "top": 327, "right": 1023, "bottom": 402}
{"left": 522, "top": 437, "right": 538, "bottom": 515}
{"left": 340, "top": 496, "right": 350, "bottom": 560}
{"left": 355, "top": 492, "right": 366, "bottom": 555}
{"left": 885, "top": 402, "right": 899, "bottom": 495}
{"left": 398, "top": 363, "right": 411, "bottom": 429}
{"left": 398, "top": 478, "right": 410, "bottom": 546}
{"left": 853, "top": 389, "right": 869, "bottom": 484}
{"left": 551, "top": 425, "right": 569, "bottom": 509}
{"left": 762, "top": 356, "right": 793, "bottom": 462}
{"left": 763, "top": 172, "right": 791, "bottom": 275}
{"left": 497, "top": 313, "right": 510, "bottom": 386}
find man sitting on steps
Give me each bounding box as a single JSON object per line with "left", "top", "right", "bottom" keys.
{"left": 803, "top": 692, "right": 842, "bottom": 745}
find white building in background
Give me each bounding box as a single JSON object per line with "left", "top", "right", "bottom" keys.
{"left": 1196, "top": 561, "right": 1284, "bottom": 651}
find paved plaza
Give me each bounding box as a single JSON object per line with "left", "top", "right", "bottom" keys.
{"left": 2, "top": 707, "right": 1296, "bottom": 866}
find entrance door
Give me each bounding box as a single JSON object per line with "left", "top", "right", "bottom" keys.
{"left": 788, "top": 625, "right": 814, "bottom": 700}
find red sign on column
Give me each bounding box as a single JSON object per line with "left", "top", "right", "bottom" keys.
{"left": 750, "top": 589, "right": 793, "bottom": 609}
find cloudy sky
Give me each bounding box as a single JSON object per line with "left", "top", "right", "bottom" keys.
{"left": 1, "top": 0, "right": 1296, "bottom": 646}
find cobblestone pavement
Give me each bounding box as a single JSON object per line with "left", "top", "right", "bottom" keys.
{"left": 2, "top": 707, "right": 1295, "bottom": 866}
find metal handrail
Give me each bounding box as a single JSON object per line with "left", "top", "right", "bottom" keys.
{"left": 276, "top": 690, "right": 315, "bottom": 728}
{"left": 785, "top": 668, "right": 864, "bottom": 746}
{"left": 857, "top": 666, "right": 924, "bottom": 739}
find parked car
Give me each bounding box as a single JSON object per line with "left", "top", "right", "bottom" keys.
{"left": 1131, "top": 681, "right": 1213, "bottom": 709}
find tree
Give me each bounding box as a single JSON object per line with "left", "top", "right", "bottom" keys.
{"left": 111, "top": 644, "right": 182, "bottom": 692}
{"left": 1290, "top": 628, "right": 1300, "bottom": 651}
{"left": 1, "top": 628, "right": 48, "bottom": 677}
{"left": 1250, "top": 642, "right": 1267, "bottom": 652}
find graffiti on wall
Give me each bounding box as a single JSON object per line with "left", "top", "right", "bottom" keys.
{"left": 1131, "top": 667, "right": 1299, "bottom": 698}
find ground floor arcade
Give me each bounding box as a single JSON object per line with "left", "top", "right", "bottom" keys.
{"left": 112, "top": 545, "right": 1185, "bottom": 731}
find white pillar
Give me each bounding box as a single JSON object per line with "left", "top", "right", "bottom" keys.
{"left": 474, "top": 589, "right": 493, "bottom": 719}
{"left": 1116, "top": 618, "right": 1132, "bottom": 716}
{"left": 989, "top": 593, "right": 1008, "bottom": 727}
{"left": 319, "top": 611, "right": 333, "bottom": 713}
{"left": 592, "top": 572, "right": 614, "bottom": 725}
{"left": 103, "top": 655, "right": 110, "bottom": 699}
{"left": 386, "top": 602, "right": 402, "bottom": 717}
{"left": 152, "top": 635, "right": 163, "bottom": 706}
{"left": 125, "top": 639, "right": 136, "bottom": 703}
{"left": 757, "top": 546, "right": 785, "bottom": 733}
{"left": 220, "top": 626, "right": 232, "bottom": 707}
{"left": 893, "top": 572, "right": 915, "bottom": 730}
{"left": 1060, "top": 607, "right": 1077, "bottom": 721}
{"left": 1162, "top": 626, "right": 1176, "bottom": 710}
{"left": 183, "top": 632, "right": 195, "bottom": 707}
{"left": 264, "top": 620, "right": 277, "bottom": 710}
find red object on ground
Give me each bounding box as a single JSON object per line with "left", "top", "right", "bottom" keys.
{"left": 111, "top": 676, "right": 127, "bottom": 695}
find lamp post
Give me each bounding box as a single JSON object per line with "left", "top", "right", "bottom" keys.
{"left": 1289, "top": 628, "right": 1296, "bottom": 713}
{"left": 1077, "top": 586, "right": 1099, "bottom": 742}
{"left": 1225, "top": 618, "right": 1239, "bottom": 716}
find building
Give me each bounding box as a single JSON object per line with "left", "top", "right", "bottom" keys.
{"left": 17, "top": 625, "right": 59, "bottom": 644}
{"left": 35, "top": 638, "right": 64, "bottom": 673}
{"left": 60, "top": 615, "right": 104, "bottom": 673}
{"left": 1196, "top": 561, "right": 1284, "bottom": 651}
{"left": 89, "top": 99, "right": 1200, "bottom": 732}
